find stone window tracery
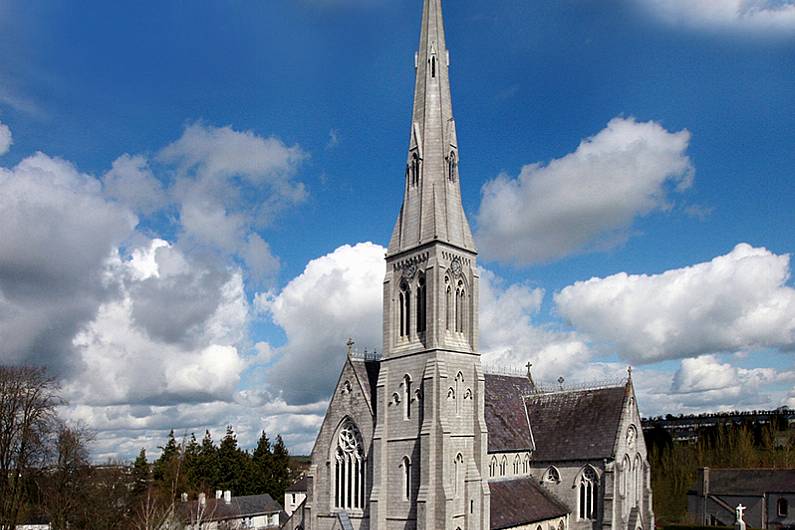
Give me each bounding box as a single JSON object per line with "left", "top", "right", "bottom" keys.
{"left": 445, "top": 276, "right": 452, "bottom": 331}
{"left": 455, "top": 280, "right": 466, "bottom": 334}
{"left": 489, "top": 456, "right": 497, "bottom": 478}
{"left": 578, "top": 466, "right": 597, "bottom": 520}
{"left": 544, "top": 466, "right": 561, "bottom": 484}
{"left": 500, "top": 456, "right": 507, "bottom": 476}
{"left": 513, "top": 455, "right": 521, "bottom": 474}
{"left": 523, "top": 453, "right": 530, "bottom": 474}
{"left": 334, "top": 419, "right": 365, "bottom": 510}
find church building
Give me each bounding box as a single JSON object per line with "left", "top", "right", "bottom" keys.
{"left": 281, "top": 1, "right": 654, "bottom": 529}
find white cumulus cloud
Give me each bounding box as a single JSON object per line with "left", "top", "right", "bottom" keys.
{"left": 555, "top": 243, "right": 795, "bottom": 363}
{"left": 637, "top": 0, "right": 795, "bottom": 33}
{"left": 0, "top": 120, "right": 11, "bottom": 155}
{"left": 475, "top": 117, "right": 693, "bottom": 265}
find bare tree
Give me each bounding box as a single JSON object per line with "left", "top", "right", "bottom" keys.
{"left": 0, "top": 366, "right": 61, "bottom": 530}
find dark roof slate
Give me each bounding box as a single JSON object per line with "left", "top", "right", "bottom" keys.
{"left": 489, "top": 478, "right": 570, "bottom": 529}
{"left": 350, "top": 359, "right": 380, "bottom": 413}
{"left": 182, "top": 494, "right": 282, "bottom": 523}
{"left": 484, "top": 374, "right": 535, "bottom": 452}
{"left": 524, "top": 385, "right": 627, "bottom": 461}
{"left": 286, "top": 475, "right": 308, "bottom": 493}
{"left": 701, "top": 468, "right": 795, "bottom": 495}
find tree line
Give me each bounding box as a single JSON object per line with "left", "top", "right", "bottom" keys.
{"left": 645, "top": 418, "right": 794, "bottom": 525}
{"left": 0, "top": 365, "right": 295, "bottom": 530}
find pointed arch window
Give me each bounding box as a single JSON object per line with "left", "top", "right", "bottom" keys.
{"left": 489, "top": 456, "right": 497, "bottom": 478}
{"left": 500, "top": 456, "right": 507, "bottom": 476}
{"left": 544, "top": 466, "right": 561, "bottom": 484}
{"left": 455, "top": 280, "right": 466, "bottom": 334}
{"left": 778, "top": 498, "right": 789, "bottom": 518}
{"left": 416, "top": 274, "right": 426, "bottom": 334}
{"left": 578, "top": 467, "right": 597, "bottom": 520}
{"left": 334, "top": 419, "right": 365, "bottom": 510}
{"left": 622, "top": 455, "right": 632, "bottom": 516}
{"left": 633, "top": 454, "right": 642, "bottom": 509}
{"left": 445, "top": 276, "right": 452, "bottom": 331}
{"left": 403, "top": 375, "right": 412, "bottom": 420}
{"left": 454, "top": 453, "right": 464, "bottom": 496}
{"left": 455, "top": 372, "right": 464, "bottom": 417}
{"left": 523, "top": 453, "right": 530, "bottom": 474}
{"left": 513, "top": 455, "right": 521, "bottom": 475}
{"left": 409, "top": 152, "right": 421, "bottom": 187}
{"left": 431, "top": 56, "right": 437, "bottom": 78}
{"left": 449, "top": 151, "right": 457, "bottom": 182}
{"left": 399, "top": 279, "right": 411, "bottom": 338}
{"left": 401, "top": 456, "right": 411, "bottom": 501}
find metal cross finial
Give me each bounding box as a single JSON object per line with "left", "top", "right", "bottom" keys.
{"left": 525, "top": 362, "right": 533, "bottom": 376}
{"left": 557, "top": 376, "right": 565, "bottom": 390}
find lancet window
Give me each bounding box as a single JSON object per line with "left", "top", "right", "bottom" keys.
{"left": 489, "top": 456, "right": 497, "bottom": 477}
{"left": 403, "top": 375, "right": 412, "bottom": 420}
{"left": 513, "top": 455, "right": 521, "bottom": 474}
{"left": 399, "top": 279, "right": 411, "bottom": 338}
{"left": 454, "top": 372, "right": 464, "bottom": 416}
{"left": 454, "top": 453, "right": 464, "bottom": 496}
{"left": 633, "top": 454, "right": 642, "bottom": 508}
{"left": 500, "top": 456, "right": 507, "bottom": 476}
{"left": 454, "top": 280, "right": 466, "bottom": 333}
{"left": 416, "top": 274, "right": 426, "bottom": 333}
{"left": 578, "top": 467, "right": 597, "bottom": 520}
{"left": 449, "top": 151, "right": 457, "bottom": 182}
{"left": 334, "top": 419, "right": 365, "bottom": 511}
{"left": 401, "top": 456, "right": 411, "bottom": 501}
{"left": 408, "top": 153, "right": 420, "bottom": 187}
{"left": 445, "top": 276, "right": 452, "bottom": 330}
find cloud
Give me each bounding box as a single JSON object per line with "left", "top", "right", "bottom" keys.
{"left": 637, "top": 0, "right": 795, "bottom": 34}
{"left": 258, "top": 243, "right": 385, "bottom": 405}
{"left": 0, "top": 152, "right": 137, "bottom": 373}
{"left": 0, "top": 120, "right": 11, "bottom": 155}
{"left": 478, "top": 268, "right": 591, "bottom": 380}
{"left": 102, "top": 154, "right": 165, "bottom": 214}
{"left": 66, "top": 239, "right": 250, "bottom": 407}
{"left": 555, "top": 243, "right": 795, "bottom": 363}
{"left": 326, "top": 128, "right": 340, "bottom": 150}
{"left": 475, "top": 117, "right": 693, "bottom": 265}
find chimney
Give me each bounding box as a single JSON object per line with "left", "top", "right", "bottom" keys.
{"left": 180, "top": 492, "right": 188, "bottom": 503}
{"left": 216, "top": 490, "right": 223, "bottom": 499}
{"left": 224, "top": 490, "right": 232, "bottom": 504}
{"left": 198, "top": 493, "right": 206, "bottom": 507}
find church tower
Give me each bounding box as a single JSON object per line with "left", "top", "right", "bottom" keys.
{"left": 369, "top": 0, "right": 490, "bottom": 528}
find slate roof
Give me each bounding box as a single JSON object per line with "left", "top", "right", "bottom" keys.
{"left": 286, "top": 475, "right": 308, "bottom": 493}
{"left": 524, "top": 385, "right": 628, "bottom": 461}
{"left": 489, "top": 478, "right": 570, "bottom": 529}
{"left": 350, "top": 359, "right": 380, "bottom": 413}
{"left": 181, "top": 494, "right": 283, "bottom": 523}
{"left": 698, "top": 468, "right": 795, "bottom": 496}
{"left": 484, "top": 374, "right": 535, "bottom": 452}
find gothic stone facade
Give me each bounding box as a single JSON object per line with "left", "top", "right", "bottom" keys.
{"left": 282, "top": 1, "right": 655, "bottom": 529}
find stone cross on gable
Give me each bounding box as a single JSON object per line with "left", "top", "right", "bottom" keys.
{"left": 735, "top": 504, "right": 747, "bottom": 530}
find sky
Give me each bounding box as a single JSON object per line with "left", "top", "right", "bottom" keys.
{"left": 0, "top": 0, "right": 794, "bottom": 461}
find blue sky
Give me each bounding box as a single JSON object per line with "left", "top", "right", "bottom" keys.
{"left": 1, "top": 0, "right": 794, "bottom": 459}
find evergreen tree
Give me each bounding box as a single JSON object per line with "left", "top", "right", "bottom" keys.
{"left": 193, "top": 430, "right": 220, "bottom": 491}
{"left": 131, "top": 448, "right": 150, "bottom": 496}
{"left": 183, "top": 433, "right": 200, "bottom": 492}
{"left": 252, "top": 431, "right": 273, "bottom": 495}
{"left": 271, "top": 435, "right": 291, "bottom": 501}
{"left": 217, "top": 426, "right": 249, "bottom": 495}
{"left": 153, "top": 430, "right": 179, "bottom": 484}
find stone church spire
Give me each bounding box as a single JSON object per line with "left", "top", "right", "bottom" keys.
{"left": 388, "top": 0, "right": 476, "bottom": 256}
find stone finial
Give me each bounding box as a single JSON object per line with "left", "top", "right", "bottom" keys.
{"left": 627, "top": 365, "right": 633, "bottom": 380}
{"left": 735, "top": 504, "right": 747, "bottom": 530}
{"left": 557, "top": 376, "right": 565, "bottom": 391}
{"left": 346, "top": 337, "right": 354, "bottom": 358}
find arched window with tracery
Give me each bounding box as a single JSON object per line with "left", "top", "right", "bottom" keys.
{"left": 399, "top": 279, "right": 411, "bottom": 338}
{"left": 489, "top": 456, "right": 497, "bottom": 478}
{"left": 500, "top": 456, "right": 507, "bottom": 476}
{"left": 416, "top": 274, "right": 426, "bottom": 334}
{"left": 513, "top": 455, "right": 521, "bottom": 475}
{"left": 401, "top": 456, "right": 411, "bottom": 501}
{"left": 523, "top": 453, "right": 530, "bottom": 474}
{"left": 334, "top": 419, "right": 365, "bottom": 510}
{"left": 544, "top": 466, "right": 561, "bottom": 484}
{"left": 403, "top": 375, "right": 412, "bottom": 420}
{"left": 578, "top": 467, "right": 597, "bottom": 520}
{"left": 449, "top": 151, "right": 457, "bottom": 182}
{"left": 622, "top": 455, "right": 632, "bottom": 516}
